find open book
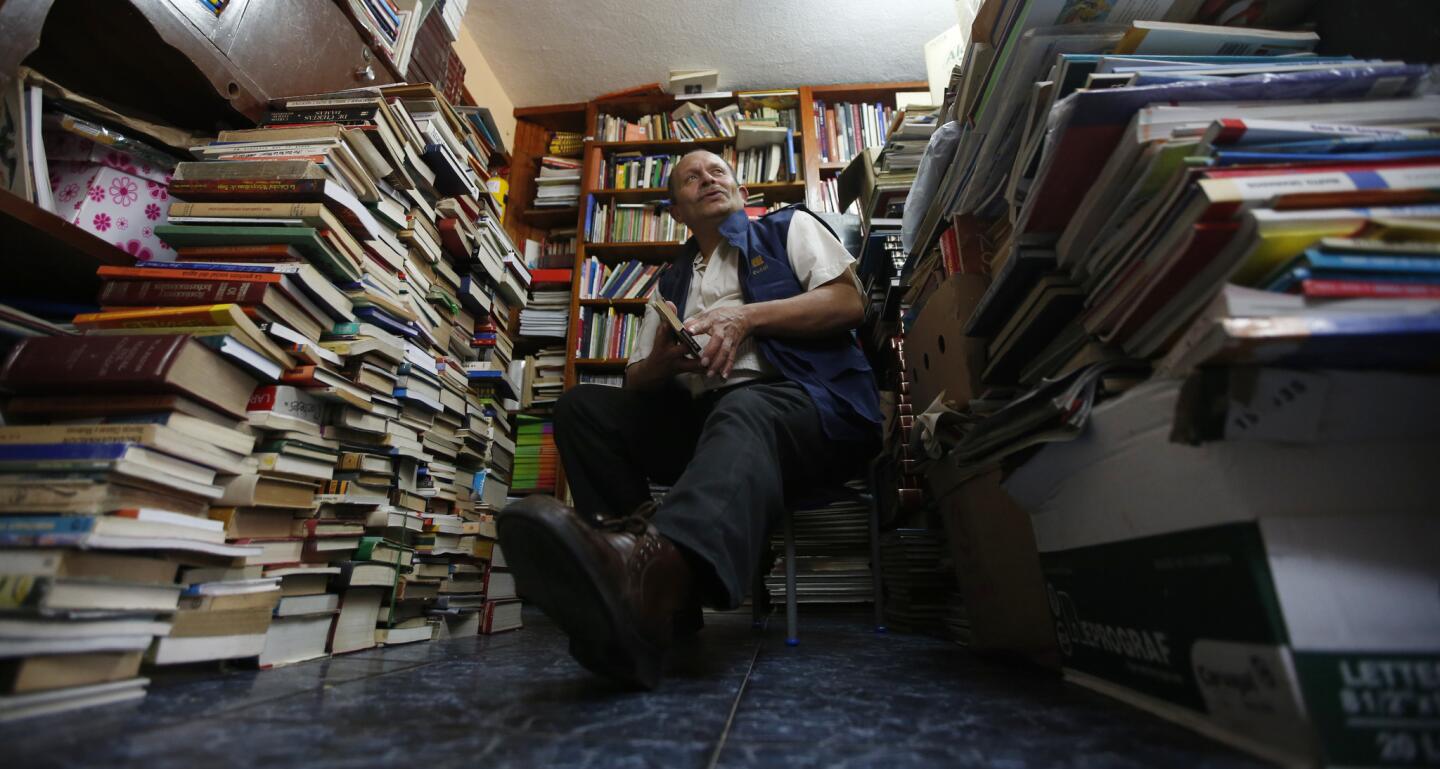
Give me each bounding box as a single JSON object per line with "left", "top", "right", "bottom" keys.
{"left": 648, "top": 295, "right": 703, "bottom": 357}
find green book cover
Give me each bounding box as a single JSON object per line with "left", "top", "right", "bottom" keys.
{"left": 154, "top": 224, "right": 360, "bottom": 283}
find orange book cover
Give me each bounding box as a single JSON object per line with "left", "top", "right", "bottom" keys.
{"left": 72, "top": 304, "right": 243, "bottom": 329}
{"left": 97, "top": 266, "right": 284, "bottom": 283}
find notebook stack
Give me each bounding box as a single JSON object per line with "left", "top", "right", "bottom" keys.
{"left": 480, "top": 542, "right": 522, "bottom": 634}
{"left": 533, "top": 156, "right": 582, "bottom": 208}
{"left": 878, "top": 529, "right": 951, "bottom": 635}
{"left": 764, "top": 481, "right": 874, "bottom": 605}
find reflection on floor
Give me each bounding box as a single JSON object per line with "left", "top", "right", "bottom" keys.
{"left": 7, "top": 607, "right": 1270, "bottom": 768}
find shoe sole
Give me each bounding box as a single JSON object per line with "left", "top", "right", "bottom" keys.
{"left": 497, "top": 509, "right": 662, "bottom": 689}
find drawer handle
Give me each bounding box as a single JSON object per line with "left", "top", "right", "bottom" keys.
{"left": 355, "top": 64, "right": 376, "bottom": 82}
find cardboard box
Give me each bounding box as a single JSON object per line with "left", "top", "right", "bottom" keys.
{"left": 45, "top": 131, "right": 175, "bottom": 261}
{"left": 938, "top": 469, "right": 1057, "bottom": 666}
{"left": 1005, "top": 377, "right": 1440, "bottom": 767}
{"left": 906, "top": 273, "right": 990, "bottom": 412}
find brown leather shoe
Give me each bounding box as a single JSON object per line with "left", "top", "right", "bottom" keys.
{"left": 497, "top": 495, "right": 693, "bottom": 689}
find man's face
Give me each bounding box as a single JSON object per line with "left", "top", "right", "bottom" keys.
{"left": 668, "top": 151, "right": 747, "bottom": 228}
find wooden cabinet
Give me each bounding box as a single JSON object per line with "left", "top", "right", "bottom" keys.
{"left": 3, "top": 0, "right": 400, "bottom": 130}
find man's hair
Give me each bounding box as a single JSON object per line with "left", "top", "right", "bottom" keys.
{"left": 665, "top": 149, "right": 738, "bottom": 201}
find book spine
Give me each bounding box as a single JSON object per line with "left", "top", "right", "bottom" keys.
{"left": 262, "top": 107, "right": 381, "bottom": 126}
{"left": 167, "top": 201, "right": 328, "bottom": 219}
{"left": 99, "top": 280, "right": 274, "bottom": 306}
{"left": 168, "top": 179, "right": 330, "bottom": 200}
{"left": 0, "top": 335, "right": 189, "bottom": 392}
{"left": 101, "top": 265, "right": 284, "bottom": 282}
{"left": 1299, "top": 278, "right": 1440, "bottom": 298}
{"left": 73, "top": 305, "right": 236, "bottom": 329}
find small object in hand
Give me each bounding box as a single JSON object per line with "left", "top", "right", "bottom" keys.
{"left": 649, "top": 295, "right": 703, "bottom": 358}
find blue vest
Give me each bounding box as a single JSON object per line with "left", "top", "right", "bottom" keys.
{"left": 656, "top": 205, "right": 882, "bottom": 442}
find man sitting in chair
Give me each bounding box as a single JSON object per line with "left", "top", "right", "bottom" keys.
{"left": 499, "top": 149, "right": 881, "bottom": 688}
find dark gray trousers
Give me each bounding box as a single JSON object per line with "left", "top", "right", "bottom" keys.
{"left": 553, "top": 380, "right": 872, "bottom": 609}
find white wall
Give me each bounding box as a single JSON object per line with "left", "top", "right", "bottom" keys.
{"left": 453, "top": 24, "right": 518, "bottom": 150}
{"left": 464, "top": 0, "right": 959, "bottom": 107}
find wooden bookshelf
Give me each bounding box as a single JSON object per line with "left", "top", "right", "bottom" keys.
{"left": 506, "top": 79, "right": 928, "bottom": 453}
{"left": 518, "top": 206, "right": 579, "bottom": 228}
{"left": 799, "top": 81, "right": 927, "bottom": 209}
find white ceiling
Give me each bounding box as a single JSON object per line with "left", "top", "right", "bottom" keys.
{"left": 463, "top": 0, "right": 959, "bottom": 107}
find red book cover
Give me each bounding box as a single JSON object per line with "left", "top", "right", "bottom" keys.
{"left": 529, "top": 269, "right": 572, "bottom": 285}
{"left": 1299, "top": 279, "right": 1440, "bottom": 298}
{"left": 99, "top": 280, "right": 276, "bottom": 307}
{"left": 436, "top": 218, "right": 469, "bottom": 262}
{"left": 0, "top": 335, "right": 188, "bottom": 393}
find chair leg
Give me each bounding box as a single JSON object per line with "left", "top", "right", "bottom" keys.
{"left": 752, "top": 563, "right": 766, "bottom": 630}
{"left": 784, "top": 507, "right": 798, "bottom": 646}
{"left": 868, "top": 459, "right": 887, "bottom": 634}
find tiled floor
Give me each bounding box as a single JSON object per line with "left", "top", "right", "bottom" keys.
{"left": 6, "top": 608, "right": 1270, "bottom": 768}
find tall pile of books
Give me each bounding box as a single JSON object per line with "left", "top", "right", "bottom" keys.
{"left": 0, "top": 330, "right": 272, "bottom": 716}
{"left": 878, "top": 529, "right": 950, "bottom": 635}
{"left": 403, "top": 0, "right": 469, "bottom": 104}
{"left": 74, "top": 81, "right": 520, "bottom": 666}
{"left": 585, "top": 200, "right": 689, "bottom": 243}
{"left": 901, "top": 2, "right": 1440, "bottom": 764}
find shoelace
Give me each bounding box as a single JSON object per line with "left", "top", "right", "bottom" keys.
{"left": 598, "top": 500, "right": 657, "bottom": 536}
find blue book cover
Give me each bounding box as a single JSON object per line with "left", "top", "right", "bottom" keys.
{"left": 1211, "top": 149, "right": 1440, "bottom": 167}
{"left": 0, "top": 515, "right": 102, "bottom": 547}
{"left": 354, "top": 307, "right": 420, "bottom": 339}
{"left": 0, "top": 443, "right": 135, "bottom": 462}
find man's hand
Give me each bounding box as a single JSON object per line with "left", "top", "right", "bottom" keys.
{"left": 625, "top": 301, "right": 703, "bottom": 392}
{"left": 685, "top": 304, "right": 753, "bottom": 379}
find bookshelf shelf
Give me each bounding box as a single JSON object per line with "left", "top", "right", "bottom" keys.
{"left": 592, "top": 137, "right": 733, "bottom": 152}
{"left": 578, "top": 297, "right": 649, "bottom": 308}
{"left": 583, "top": 241, "right": 686, "bottom": 255}
{"left": 0, "top": 188, "right": 134, "bottom": 303}
{"left": 519, "top": 206, "right": 579, "bottom": 228}
{"left": 573, "top": 357, "right": 630, "bottom": 369}
{"left": 591, "top": 187, "right": 668, "bottom": 202}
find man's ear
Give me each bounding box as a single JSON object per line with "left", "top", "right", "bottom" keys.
{"left": 667, "top": 200, "right": 688, "bottom": 227}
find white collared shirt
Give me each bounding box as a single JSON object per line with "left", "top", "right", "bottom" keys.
{"left": 627, "top": 212, "right": 864, "bottom": 396}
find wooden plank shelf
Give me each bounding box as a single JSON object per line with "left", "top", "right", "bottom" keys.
{"left": 583, "top": 241, "right": 685, "bottom": 256}
{"left": 592, "top": 137, "right": 733, "bottom": 152}
{"left": 0, "top": 188, "right": 134, "bottom": 303}
{"left": 578, "top": 297, "right": 648, "bottom": 308}
{"left": 573, "top": 358, "right": 629, "bottom": 369}
{"left": 519, "top": 206, "right": 578, "bottom": 228}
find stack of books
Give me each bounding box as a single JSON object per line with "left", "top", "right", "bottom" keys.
{"left": 518, "top": 288, "right": 571, "bottom": 339}
{"left": 533, "top": 156, "right": 582, "bottom": 208}
{"left": 479, "top": 542, "right": 522, "bottom": 634}
{"left": 140, "top": 83, "right": 521, "bottom": 656}
{"left": 878, "top": 529, "right": 951, "bottom": 635}
{"left": 510, "top": 415, "right": 558, "bottom": 495}
{"left": 898, "top": 4, "right": 1440, "bottom": 764}
{"left": 584, "top": 200, "right": 690, "bottom": 244}
{"left": 764, "top": 482, "right": 874, "bottom": 605}
{"left": 0, "top": 331, "right": 270, "bottom": 716}
{"left": 519, "top": 347, "right": 567, "bottom": 406}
